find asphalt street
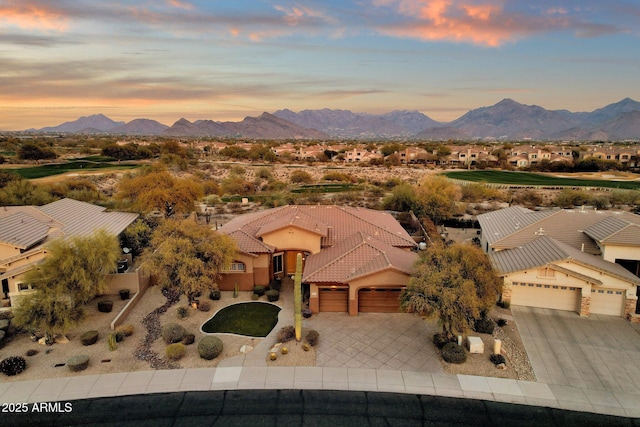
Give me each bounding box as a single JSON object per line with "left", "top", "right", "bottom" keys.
{"left": 3, "top": 389, "right": 637, "bottom": 427}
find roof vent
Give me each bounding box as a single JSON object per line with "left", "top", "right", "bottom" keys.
{"left": 535, "top": 228, "right": 545, "bottom": 236}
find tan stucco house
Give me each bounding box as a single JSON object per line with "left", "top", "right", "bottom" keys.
{"left": 478, "top": 206, "right": 640, "bottom": 320}
{"left": 217, "top": 205, "right": 418, "bottom": 315}
{"left": 0, "top": 198, "right": 141, "bottom": 309}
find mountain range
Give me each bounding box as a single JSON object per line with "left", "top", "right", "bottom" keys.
{"left": 23, "top": 98, "right": 640, "bottom": 141}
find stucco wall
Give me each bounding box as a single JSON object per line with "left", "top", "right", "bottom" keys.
{"left": 260, "top": 227, "right": 322, "bottom": 254}
{"left": 602, "top": 244, "right": 640, "bottom": 264}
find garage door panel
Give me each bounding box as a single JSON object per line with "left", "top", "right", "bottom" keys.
{"left": 358, "top": 288, "right": 403, "bottom": 313}
{"left": 319, "top": 288, "right": 348, "bottom": 312}
{"left": 511, "top": 283, "right": 579, "bottom": 312}
{"left": 590, "top": 288, "right": 624, "bottom": 316}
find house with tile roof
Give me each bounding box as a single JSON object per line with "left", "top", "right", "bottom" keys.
{"left": 478, "top": 206, "right": 640, "bottom": 320}
{"left": 0, "top": 198, "right": 140, "bottom": 310}
{"left": 217, "top": 205, "right": 418, "bottom": 315}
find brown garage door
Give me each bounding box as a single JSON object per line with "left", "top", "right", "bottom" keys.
{"left": 358, "top": 288, "right": 403, "bottom": 313}
{"left": 319, "top": 287, "right": 348, "bottom": 312}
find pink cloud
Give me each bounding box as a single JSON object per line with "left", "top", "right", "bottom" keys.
{"left": 372, "top": 0, "right": 568, "bottom": 47}
{"left": 0, "top": 1, "right": 68, "bottom": 31}
{"left": 167, "top": 0, "right": 193, "bottom": 10}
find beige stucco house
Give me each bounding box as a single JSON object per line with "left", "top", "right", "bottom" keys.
{"left": 478, "top": 206, "right": 640, "bottom": 320}
{"left": 0, "top": 198, "right": 142, "bottom": 310}
{"left": 217, "top": 205, "right": 418, "bottom": 315}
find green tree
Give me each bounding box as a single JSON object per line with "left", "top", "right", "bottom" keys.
{"left": 18, "top": 143, "right": 57, "bottom": 161}
{"left": 382, "top": 183, "right": 418, "bottom": 213}
{"left": 0, "top": 179, "right": 55, "bottom": 206}
{"left": 414, "top": 175, "right": 460, "bottom": 224}
{"left": 119, "top": 219, "right": 154, "bottom": 258}
{"left": 12, "top": 230, "right": 121, "bottom": 343}
{"left": 401, "top": 243, "right": 501, "bottom": 337}
{"left": 290, "top": 170, "right": 313, "bottom": 184}
{"left": 143, "top": 219, "right": 237, "bottom": 303}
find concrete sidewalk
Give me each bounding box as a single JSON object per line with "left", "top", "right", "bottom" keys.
{"left": 2, "top": 365, "right": 640, "bottom": 418}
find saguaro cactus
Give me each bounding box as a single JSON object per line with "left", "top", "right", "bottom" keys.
{"left": 294, "top": 253, "right": 302, "bottom": 342}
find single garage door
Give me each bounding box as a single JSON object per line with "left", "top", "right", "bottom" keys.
{"left": 511, "top": 282, "right": 580, "bottom": 312}
{"left": 319, "top": 287, "right": 348, "bottom": 312}
{"left": 358, "top": 288, "right": 403, "bottom": 313}
{"left": 590, "top": 287, "right": 625, "bottom": 316}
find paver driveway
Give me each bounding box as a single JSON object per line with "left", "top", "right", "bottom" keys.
{"left": 513, "top": 306, "right": 640, "bottom": 394}
{"left": 306, "top": 312, "right": 443, "bottom": 372}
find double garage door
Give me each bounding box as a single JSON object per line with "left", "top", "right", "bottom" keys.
{"left": 317, "top": 287, "right": 403, "bottom": 313}
{"left": 511, "top": 282, "right": 625, "bottom": 317}
{"left": 511, "top": 283, "right": 580, "bottom": 312}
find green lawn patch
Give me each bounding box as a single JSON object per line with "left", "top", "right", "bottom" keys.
{"left": 443, "top": 170, "right": 640, "bottom": 190}
{"left": 292, "top": 183, "right": 360, "bottom": 193}
{"left": 12, "top": 160, "right": 139, "bottom": 179}
{"left": 201, "top": 302, "right": 281, "bottom": 337}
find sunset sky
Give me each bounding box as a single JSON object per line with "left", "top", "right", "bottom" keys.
{"left": 1, "top": 0, "right": 639, "bottom": 130}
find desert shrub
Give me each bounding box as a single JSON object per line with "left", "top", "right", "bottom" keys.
{"left": 497, "top": 319, "right": 508, "bottom": 327}
{"left": 277, "top": 325, "right": 296, "bottom": 343}
{"left": 117, "top": 324, "right": 135, "bottom": 337}
{"left": 253, "top": 285, "right": 266, "bottom": 296}
{"left": 209, "top": 289, "right": 221, "bottom": 300}
{"left": 67, "top": 355, "right": 90, "bottom": 372}
{"left": 198, "top": 301, "right": 211, "bottom": 312}
{"left": 305, "top": 330, "right": 319, "bottom": 347}
{"left": 441, "top": 343, "right": 467, "bottom": 364}
{"left": 177, "top": 306, "right": 189, "bottom": 319}
{"left": 433, "top": 332, "right": 456, "bottom": 349}
{"left": 115, "top": 331, "right": 126, "bottom": 342}
{"left": 302, "top": 308, "right": 312, "bottom": 318}
{"left": 80, "top": 330, "right": 99, "bottom": 346}
{"left": 166, "top": 343, "right": 186, "bottom": 360}
{"left": 474, "top": 317, "right": 495, "bottom": 335}
{"left": 182, "top": 334, "right": 195, "bottom": 345}
{"left": 25, "top": 349, "right": 38, "bottom": 357}
{"left": 251, "top": 293, "right": 260, "bottom": 300}
{"left": 490, "top": 354, "right": 506, "bottom": 365}
{"left": 497, "top": 300, "right": 510, "bottom": 309}
{"left": 0, "top": 356, "right": 27, "bottom": 376}
{"left": 198, "top": 336, "right": 223, "bottom": 360}
{"left": 162, "top": 323, "right": 186, "bottom": 344}
{"left": 265, "top": 289, "right": 279, "bottom": 302}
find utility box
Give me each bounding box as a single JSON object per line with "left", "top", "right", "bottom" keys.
{"left": 466, "top": 336, "right": 484, "bottom": 354}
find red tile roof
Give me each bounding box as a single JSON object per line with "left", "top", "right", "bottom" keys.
{"left": 303, "top": 232, "right": 418, "bottom": 283}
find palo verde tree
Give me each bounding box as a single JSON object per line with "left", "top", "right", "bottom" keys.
{"left": 400, "top": 242, "right": 501, "bottom": 337}
{"left": 143, "top": 219, "right": 236, "bottom": 303}
{"left": 115, "top": 165, "right": 204, "bottom": 215}
{"left": 12, "top": 229, "right": 121, "bottom": 344}
{"left": 414, "top": 175, "right": 461, "bottom": 225}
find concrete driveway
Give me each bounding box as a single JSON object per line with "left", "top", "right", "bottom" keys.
{"left": 513, "top": 306, "right": 640, "bottom": 394}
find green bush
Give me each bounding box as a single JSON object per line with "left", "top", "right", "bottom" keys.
{"left": 67, "top": 355, "right": 90, "bottom": 372}
{"left": 209, "top": 289, "right": 221, "bottom": 300}
{"left": 490, "top": 354, "right": 506, "bottom": 365}
{"left": 305, "top": 330, "right": 319, "bottom": 347}
{"left": 198, "top": 336, "right": 224, "bottom": 360}
{"left": 253, "top": 286, "right": 266, "bottom": 296}
{"left": 433, "top": 332, "right": 456, "bottom": 349}
{"left": 80, "top": 330, "right": 99, "bottom": 346}
{"left": 251, "top": 293, "right": 260, "bottom": 300}
{"left": 265, "top": 289, "right": 279, "bottom": 302}
{"left": 441, "top": 343, "right": 467, "bottom": 364}
{"left": 0, "top": 356, "right": 27, "bottom": 376}
{"left": 498, "top": 300, "right": 510, "bottom": 309}
{"left": 166, "top": 343, "right": 186, "bottom": 360}
{"left": 162, "top": 323, "right": 186, "bottom": 344}
{"left": 474, "top": 317, "right": 495, "bottom": 334}
{"left": 276, "top": 326, "right": 295, "bottom": 343}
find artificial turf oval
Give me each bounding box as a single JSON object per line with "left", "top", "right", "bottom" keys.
{"left": 201, "top": 302, "right": 281, "bottom": 337}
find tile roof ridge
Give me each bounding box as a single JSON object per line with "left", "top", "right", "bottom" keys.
{"left": 336, "top": 206, "right": 415, "bottom": 245}
{"left": 303, "top": 232, "right": 371, "bottom": 281}
{"left": 602, "top": 222, "right": 639, "bottom": 243}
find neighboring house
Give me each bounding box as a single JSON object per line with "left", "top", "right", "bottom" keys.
{"left": 478, "top": 206, "right": 640, "bottom": 320}
{"left": 0, "top": 198, "right": 140, "bottom": 309}
{"left": 217, "top": 205, "right": 418, "bottom": 315}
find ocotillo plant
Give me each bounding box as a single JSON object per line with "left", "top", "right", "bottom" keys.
{"left": 294, "top": 253, "right": 302, "bottom": 342}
